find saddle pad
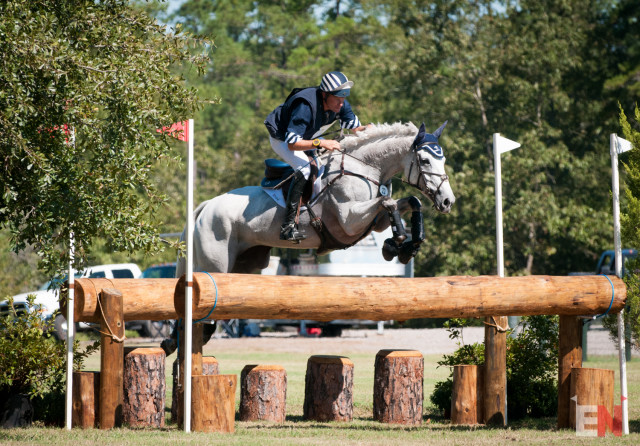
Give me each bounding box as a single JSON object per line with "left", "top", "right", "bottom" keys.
{"left": 262, "top": 165, "right": 325, "bottom": 208}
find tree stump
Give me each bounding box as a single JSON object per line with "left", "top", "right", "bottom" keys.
{"left": 451, "top": 365, "right": 484, "bottom": 425}
{"left": 171, "top": 356, "right": 219, "bottom": 423}
{"left": 191, "top": 374, "right": 237, "bottom": 433}
{"left": 373, "top": 349, "right": 424, "bottom": 425}
{"left": 122, "top": 347, "right": 166, "bottom": 428}
{"left": 570, "top": 367, "right": 614, "bottom": 432}
{"left": 303, "top": 355, "right": 353, "bottom": 422}
{"left": 72, "top": 371, "right": 100, "bottom": 428}
{"left": 240, "top": 365, "right": 287, "bottom": 422}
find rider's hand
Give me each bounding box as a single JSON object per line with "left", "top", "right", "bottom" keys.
{"left": 321, "top": 139, "right": 341, "bottom": 152}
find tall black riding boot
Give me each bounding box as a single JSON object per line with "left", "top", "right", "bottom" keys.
{"left": 280, "top": 170, "right": 307, "bottom": 242}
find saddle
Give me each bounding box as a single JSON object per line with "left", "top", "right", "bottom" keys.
{"left": 260, "top": 158, "right": 316, "bottom": 203}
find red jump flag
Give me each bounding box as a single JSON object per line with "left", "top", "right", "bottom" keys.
{"left": 157, "top": 120, "right": 189, "bottom": 142}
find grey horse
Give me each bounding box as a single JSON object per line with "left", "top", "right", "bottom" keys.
{"left": 177, "top": 121, "right": 455, "bottom": 276}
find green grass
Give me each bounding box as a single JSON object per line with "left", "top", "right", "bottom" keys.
{"left": 2, "top": 342, "right": 640, "bottom": 445}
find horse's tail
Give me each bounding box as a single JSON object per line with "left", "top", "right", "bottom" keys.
{"left": 175, "top": 200, "right": 210, "bottom": 278}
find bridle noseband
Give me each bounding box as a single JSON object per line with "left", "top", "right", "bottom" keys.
{"left": 404, "top": 141, "right": 450, "bottom": 204}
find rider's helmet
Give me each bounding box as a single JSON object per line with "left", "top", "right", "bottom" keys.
{"left": 320, "top": 71, "right": 353, "bottom": 98}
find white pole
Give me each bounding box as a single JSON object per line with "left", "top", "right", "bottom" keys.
{"left": 183, "top": 119, "right": 195, "bottom": 432}
{"left": 610, "top": 133, "right": 629, "bottom": 435}
{"left": 65, "top": 231, "right": 75, "bottom": 430}
{"left": 494, "top": 133, "right": 505, "bottom": 279}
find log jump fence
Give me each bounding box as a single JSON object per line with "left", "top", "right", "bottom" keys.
{"left": 65, "top": 273, "right": 625, "bottom": 432}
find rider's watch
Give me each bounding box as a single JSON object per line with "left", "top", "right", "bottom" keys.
{"left": 312, "top": 138, "right": 321, "bottom": 148}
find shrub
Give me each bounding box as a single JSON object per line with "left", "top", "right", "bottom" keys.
{"left": 430, "top": 316, "right": 558, "bottom": 420}
{"left": 0, "top": 295, "right": 99, "bottom": 425}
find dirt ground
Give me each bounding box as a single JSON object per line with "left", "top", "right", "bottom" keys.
{"left": 193, "top": 325, "right": 625, "bottom": 356}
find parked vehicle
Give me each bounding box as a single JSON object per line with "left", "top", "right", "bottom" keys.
{"left": 570, "top": 249, "right": 638, "bottom": 277}
{"left": 1, "top": 263, "right": 142, "bottom": 340}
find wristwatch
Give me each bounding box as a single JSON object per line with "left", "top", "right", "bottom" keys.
{"left": 312, "top": 138, "right": 321, "bottom": 147}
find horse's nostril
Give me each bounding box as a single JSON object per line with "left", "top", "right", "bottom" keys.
{"left": 443, "top": 198, "right": 450, "bottom": 207}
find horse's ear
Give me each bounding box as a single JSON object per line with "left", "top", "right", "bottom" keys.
{"left": 413, "top": 122, "right": 427, "bottom": 146}
{"left": 433, "top": 120, "right": 448, "bottom": 139}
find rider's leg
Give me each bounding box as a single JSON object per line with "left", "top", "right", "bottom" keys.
{"left": 280, "top": 170, "right": 307, "bottom": 241}
{"left": 269, "top": 137, "right": 311, "bottom": 242}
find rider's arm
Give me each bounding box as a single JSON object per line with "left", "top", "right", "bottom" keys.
{"left": 285, "top": 102, "right": 341, "bottom": 152}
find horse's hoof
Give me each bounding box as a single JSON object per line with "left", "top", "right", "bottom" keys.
{"left": 382, "top": 238, "right": 398, "bottom": 261}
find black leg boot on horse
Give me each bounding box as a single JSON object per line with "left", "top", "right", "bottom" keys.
{"left": 280, "top": 170, "right": 307, "bottom": 243}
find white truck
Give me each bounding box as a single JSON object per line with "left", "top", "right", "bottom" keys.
{"left": 1, "top": 263, "right": 142, "bottom": 340}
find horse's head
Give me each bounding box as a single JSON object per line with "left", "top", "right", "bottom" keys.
{"left": 404, "top": 122, "right": 456, "bottom": 213}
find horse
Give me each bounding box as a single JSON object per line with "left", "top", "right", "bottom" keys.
{"left": 176, "top": 121, "right": 455, "bottom": 276}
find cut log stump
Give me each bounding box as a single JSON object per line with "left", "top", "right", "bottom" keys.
{"left": 570, "top": 367, "right": 615, "bottom": 432}
{"left": 171, "top": 356, "right": 218, "bottom": 423}
{"left": 191, "top": 374, "right": 237, "bottom": 433}
{"left": 239, "top": 365, "right": 287, "bottom": 422}
{"left": 451, "top": 365, "right": 484, "bottom": 425}
{"left": 373, "top": 349, "right": 424, "bottom": 425}
{"left": 72, "top": 371, "right": 100, "bottom": 428}
{"left": 303, "top": 355, "right": 353, "bottom": 422}
{"left": 122, "top": 347, "right": 166, "bottom": 428}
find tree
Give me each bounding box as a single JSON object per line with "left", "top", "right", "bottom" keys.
{"left": 0, "top": 0, "right": 211, "bottom": 278}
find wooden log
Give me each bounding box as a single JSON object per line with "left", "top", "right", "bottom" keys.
{"left": 122, "top": 348, "right": 166, "bottom": 428}
{"left": 72, "top": 371, "right": 99, "bottom": 429}
{"left": 373, "top": 350, "right": 423, "bottom": 425}
{"left": 303, "top": 356, "right": 354, "bottom": 422}
{"left": 66, "top": 278, "right": 179, "bottom": 322}
{"left": 557, "top": 316, "right": 583, "bottom": 429}
{"left": 484, "top": 316, "right": 506, "bottom": 426}
{"left": 172, "top": 356, "right": 218, "bottom": 423}
{"left": 68, "top": 274, "right": 625, "bottom": 322}
{"left": 451, "top": 365, "right": 484, "bottom": 425}
{"left": 99, "top": 288, "right": 124, "bottom": 429}
{"left": 239, "top": 365, "right": 287, "bottom": 423}
{"left": 191, "top": 375, "right": 237, "bottom": 433}
{"left": 569, "top": 367, "right": 614, "bottom": 432}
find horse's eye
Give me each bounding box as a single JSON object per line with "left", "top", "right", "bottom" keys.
{"left": 423, "top": 158, "right": 431, "bottom": 165}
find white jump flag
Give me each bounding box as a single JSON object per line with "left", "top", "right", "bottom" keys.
{"left": 493, "top": 133, "right": 522, "bottom": 278}
{"left": 610, "top": 133, "right": 633, "bottom": 435}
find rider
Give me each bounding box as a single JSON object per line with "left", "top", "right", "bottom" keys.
{"left": 264, "top": 71, "right": 369, "bottom": 242}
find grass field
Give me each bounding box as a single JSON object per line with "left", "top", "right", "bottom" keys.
{"left": 2, "top": 337, "right": 640, "bottom": 445}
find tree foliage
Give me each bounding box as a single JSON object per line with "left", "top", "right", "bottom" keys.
{"left": 0, "top": 0, "right": 211, "bottom": 278}
{"left": 2, "top": 0, "right": 639, "bottom": 293}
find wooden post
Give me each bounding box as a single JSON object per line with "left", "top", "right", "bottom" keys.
{"left": 72, "top": 371, "right": 99, "bottom": 428}
{"left": 191, "top": 374, "right": 237, "bottom": 433}
{"left": 557, "top": 315, "right": 582, "bottom": 429}
{"left": 373, "top": 350, "right": 423, "bottom": 425}
{"left": 172, "top": 356, "right": 218, "bottom": 423}
{"left": 570, "top": 368, "right": 614, "bottom": 432}
{"left": 122, "top": 348, "right": 166, "bottom": 428}
{"left": 240, "top": 365, "right": 287, "bottom": 422}
{"left": 451, "top": 365, "right": 484, "bottom": 425}
{"left": 98, "top": 288, "right": 124, "bottom": 429}
{"left": 303, "top": 356, "right": 354, "bottom": 422}
{"left": 484, "top": 316, "right": 506, "bottom": 426}
{"left": 176, "top": 322, "right": 204, "bottom": 428}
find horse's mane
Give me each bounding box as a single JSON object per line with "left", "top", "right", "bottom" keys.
{"left": 339, "top": 122, "right": 418, "bottom": 153}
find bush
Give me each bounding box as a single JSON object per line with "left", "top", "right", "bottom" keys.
{"left": 0, "top": 295, "right": 98, "bottom": 425}
{"left": 430, "top": 316, "right": 558, "bottom": 420}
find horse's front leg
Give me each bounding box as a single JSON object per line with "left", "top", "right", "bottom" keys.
{"left": 381, "top": 196, "right": 426, "bottom": 264}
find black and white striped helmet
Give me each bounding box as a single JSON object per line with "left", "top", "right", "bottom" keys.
{"left": 320, "top": 71, "right": 354, "bottom": 97}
